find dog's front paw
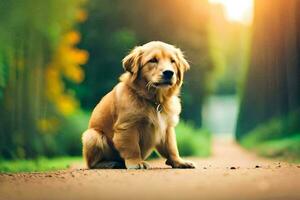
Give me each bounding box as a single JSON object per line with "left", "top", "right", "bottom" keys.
{"left": 166, "top": 159, "right": 195, "bottom": 169}
{"left": 125, "top": 160, "right": 150, "bottom": 169}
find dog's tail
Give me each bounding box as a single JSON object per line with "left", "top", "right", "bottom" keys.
{"left": 82, "top": 129, "right": 104, "bottom": 168}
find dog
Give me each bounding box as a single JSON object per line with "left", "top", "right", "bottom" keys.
{"left": 82, "top": 41, "right": 195, "bottom": 169}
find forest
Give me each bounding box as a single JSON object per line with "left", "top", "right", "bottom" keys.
{"left": 0, "top": 0, "right": 299, "bottom": 170}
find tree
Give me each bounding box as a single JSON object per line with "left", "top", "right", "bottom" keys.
{"left": 236, "top": 0, "right": 300, "bottom": 139}
{"left": 0, "top": 0, "right": 87, "bottom": 158}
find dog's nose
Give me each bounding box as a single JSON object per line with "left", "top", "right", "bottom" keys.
{"left": 163, "top": 70, "right": 174, "bottom": 79}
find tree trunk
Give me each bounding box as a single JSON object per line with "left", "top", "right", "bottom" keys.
{"left": 236, "top": 0, "right": 300, "bottom": 139}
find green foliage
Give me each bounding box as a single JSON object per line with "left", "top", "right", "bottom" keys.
{"left": 0, "top": 157, "right": 82, "bottom": 173}
{"left": 151, "top": 122, "right": 212, "bottom": 158}
{"left": 54, "top": 110, "right": 90, "bottom": 156}
{"left": 253, "top": 135, "right": 300, "bottom": 162}
{"left": 176, "top": 122, "right": 212, "bottom": 157}
{"left": 241, "top": 111, "right": 300, "bottom": 148}
{"left": 241, "top": 111, "right": 300, "bottom": 162}
{"left": 0, "top": 54, "right": 7, "bottom": 98}
{"left": 0, "top": 0, "right": 87, "bottom": 159}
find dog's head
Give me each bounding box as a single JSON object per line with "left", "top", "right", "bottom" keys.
{"left": 122, "top": 41, "right": 190, "bottom": 91}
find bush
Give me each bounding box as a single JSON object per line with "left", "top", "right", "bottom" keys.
{"left": 240, "top": 110, "right": 300, "bottom": 162}
{"left": 255, "top": 134, "right": 300, "bottom": 161}
{"left": 241, "top": 110, "right": 300, "bottom": 148}
{"left": 175, "top": 122, "right": 211, "bottom": 157}
{"left": 54, "top": 110, "right": 90, "bottom": 156}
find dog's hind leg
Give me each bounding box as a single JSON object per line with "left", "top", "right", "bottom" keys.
{"left": 82, "top": 129, "right": 125, "bottom": 169}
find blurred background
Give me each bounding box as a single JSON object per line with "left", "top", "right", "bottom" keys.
{"left": 0, "top": 0, "right": 299, "bottom": 171}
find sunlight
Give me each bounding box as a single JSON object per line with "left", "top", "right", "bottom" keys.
{"left": 209, "top": 0, "right": 254, "bottom": 25}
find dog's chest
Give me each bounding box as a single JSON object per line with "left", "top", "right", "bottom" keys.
{"left": 141, "top": 111, "right": 168, "bottom": 142}
{"left": 147, "top": 109, "right": 177, "bottom": 142}
{"left": 139, "top": 107, "right": 179, "bottom": 159}
{"left": 153, "top": 111, "right": 168, "bottom": 142}
{"left": 139, "top": 111, "right": 168, "bottom": 159}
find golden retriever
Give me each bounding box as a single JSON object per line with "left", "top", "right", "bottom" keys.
{"left": 82, "top": 41, "right": 195, "bottom": 169}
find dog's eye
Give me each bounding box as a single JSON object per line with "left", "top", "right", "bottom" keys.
{"left": 149, "top": 58, "right": 158, "bottom": 63}
{"left": 171, "top": 58, "right": 176, "bottom": 63}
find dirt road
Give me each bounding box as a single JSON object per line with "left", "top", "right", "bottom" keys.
{"left": 1, "top": 138, "right": 300, "bottom": 200}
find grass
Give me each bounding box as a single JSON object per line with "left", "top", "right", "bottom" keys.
{"left": 240, "top": 111, "right": 300, "bottom": 163}
{"left": 244, "top": 134, "right": 300, "bottom": 163}
{"left": 0, "top": 157, "right": 82, "bottom": 173}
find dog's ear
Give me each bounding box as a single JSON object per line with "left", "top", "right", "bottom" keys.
{"left": 175, "top": 48, "right": 190, "bottom": 86}
{"left": 176, "top": 48, "right": 190, "bottom": 72}
{"left": 122, "top": 46, "right": 143, "bottom": 76}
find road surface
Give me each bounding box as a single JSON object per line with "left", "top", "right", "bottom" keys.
{"left": 1, "top": 138, "right": 300, "bottom": 200}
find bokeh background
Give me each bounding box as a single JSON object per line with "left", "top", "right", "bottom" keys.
{"left": 0, "top": 0, "right": 299, "bottom": 171}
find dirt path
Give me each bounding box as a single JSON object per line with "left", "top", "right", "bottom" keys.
{"left": 1, "top": 138, "right": 300, "bottom": 200}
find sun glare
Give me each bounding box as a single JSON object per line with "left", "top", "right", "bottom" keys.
{"left": 209, "top": 0, "right": 254, "bottom": 25}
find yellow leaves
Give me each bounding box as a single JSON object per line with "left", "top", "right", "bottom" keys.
{"left": 64, "top": 65, "right": 85, "bottom": 83}
{"left": 45, "top": 29, "right": 88, "bottom": 116}
{"left": 62, "top": 31, "right": 89, "bottom": 65}
{"left": 45, "top": 67, "right": 63, "bottom": 99}
{"left": 76, "top": 9, "right": 88, "bottom": 22}
{"left": 65, "top": 31, "right": 81, "bottom": 45}
{"left": 68, "top": 48, "right": 89, "bottom": 65}
{"left": 41, "top": 5, "right": 89, "bottom": 121}
{"left": 56, "top": 95, "right": 79, "bottom": 115}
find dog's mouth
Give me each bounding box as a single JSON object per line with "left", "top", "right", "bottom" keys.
{"left": 153, "top": 81, "right": 173, "bottom": 88}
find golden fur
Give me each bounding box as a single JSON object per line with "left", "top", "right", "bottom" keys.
{"left": 82, "top": 41, "right": 195, "bottom": 169}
